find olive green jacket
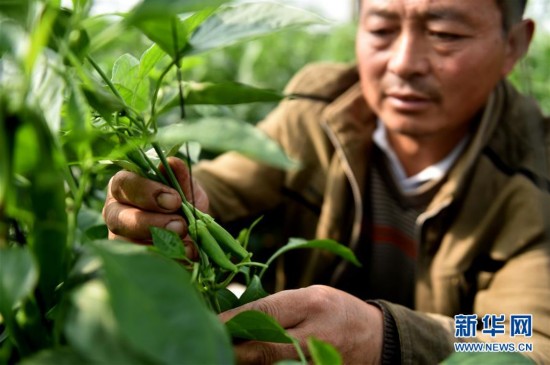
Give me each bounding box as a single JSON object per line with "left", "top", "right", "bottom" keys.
{"left": 195, "top": 63, "right": 550, "bottom": 364}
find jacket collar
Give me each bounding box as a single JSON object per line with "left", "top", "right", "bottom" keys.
{"left": 427, "top": 80, "right": 549, "bottom": 213}
{"left": 322, "top": 81, "right": 377, "bottom": 192}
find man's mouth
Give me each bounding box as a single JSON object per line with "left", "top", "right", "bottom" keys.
{"left": 385, "top": 91, "right": 434, "bottom": 112}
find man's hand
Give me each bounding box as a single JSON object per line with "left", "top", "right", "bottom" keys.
{"left": 103, "top": 157, "right": 208, "bottom": 257}
{"left": 220, "top": 285, "right": 384, "bottom": 364}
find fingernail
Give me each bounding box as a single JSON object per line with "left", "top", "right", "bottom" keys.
{"left": 157, "top": 193, "right": 179, "bottom": 210}
{"left": 165, "top": 220, "right": 184, "bottom": 236}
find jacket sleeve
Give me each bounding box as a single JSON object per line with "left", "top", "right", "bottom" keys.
{"left": 193, "top": 62, "right": 355, "bottom": 223}
{"left": 192, "top": 104, "right": 289, "bottom": 223}
{"left": 375, "top": 301, "right": 456, "bottom": 364}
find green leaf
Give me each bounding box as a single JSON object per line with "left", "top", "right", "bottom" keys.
{"left": 111, "top": 54, "right": 150, "bottom": 112}
{"left": 82, "top": 84, "right": 125, "bottom": 121}
{"left": 237, "top": 216, "right": 262, "bottom": 249}
{"left": 77, "top": 207, "right": 108, "bottom": 242}
{"left": 308, "top": 337, "right": 342, "bottom": 365}
{"left": 181, "top": 81, "right": 283, "bottom": 104}
{"left": 158, "top": 81, "right": 284, "bottom": 113}
{"left": 0, "top": 247, "right": 38, "bottom": 316}
{"left": 156, "top": 117, "right": 298, "bottom": 170}
{"left": 12, "top": 123, "right": 38, "bottom": 175}
{"left": 77, "top": 206, "right": 104, "bottom": 233}
{"left": 0, "top": 0, "right": 31, "bottom": 25}
{"left": 442, "top": 351, "right": 534, "bottom": 364}
{"left": 89, "top": 240, "right": 234, "bottom": 364}
{"left": 126, "top": 0, "right": 228, "bottom": 25}
{"left": 131, "top": 9, "right": 216, "bottom": 58}
{"left": 0, "top": 247, "right": 41, "bottom": 356}
{"left": 65, "top": 78, "right": 91, "bottom": 138}
{"left": 262, "top": 238, "right": 361, "bottom": 279}
{"left": 65, "top": 279, "right": 151, "bottom": 364}
{"left": 239, "top": 275, "right": 268, "bottom": 306}
{"left": 71, "top": 0, "right": 92, "bottom": 17}
{"left": 83, "top": 225, "right": 108, "bottom": 241}
{"left": 20, "top": 347, "right": 91, "bottom": 365}
{"left": 225, "top": 310, "right": 293, "bottom": 343}
{"left": 107, "top": 159, "right": 143, "bottom": 175}
{"left": 150, "top": 226, "right": 186, "bottom": 259}
{"left": 30, "top": 51, "right": 66, "bottom": 135}
{"left": 216, "top": 288, "right": 239, "bottom": 313}
{"left": 49, "top": 9, "right": 90, "bottom": 62}
{"left": 138, "top": 43, "right": 166, "bottom": 79}
{"left": 25, "top": 4, "right": 58, "bottom": 76}
{"left": 186, "top": 3, "right": 326, "bottom": 55}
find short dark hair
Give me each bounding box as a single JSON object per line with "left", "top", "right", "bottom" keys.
{"left": 496, "top": 0, "right": 528, "bottom": 31}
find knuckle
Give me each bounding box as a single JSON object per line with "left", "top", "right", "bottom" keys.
{"left": 252, "top": 299, "right": 280, "bottom": 320}
{"left": 304, "top": 285, "right": 334, "bottom": 312}
{"left": 110, "top": 171, "right": 133, "bottom": 201}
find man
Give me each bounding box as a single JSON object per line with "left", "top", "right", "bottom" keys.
{"left": 103, "top": 0, "right": 550, "bottom": 363}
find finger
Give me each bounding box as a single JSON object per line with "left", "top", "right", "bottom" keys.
{"left": 182, "top": 235, "right": 199, "bottom": 260}
{"left": 104, "top": 200, "right": 186, "bottom": 240}
{"left": 233, "top": 341, "right": 301, "bottom": 365}
{"left": 220, "top": 289, "right": 304, "bottom": 329}
{"left": 109, "top": 170, "right": 182, "bottom": 213}
{"left": 162, "top": 157, "right": 209, "bottom": 212}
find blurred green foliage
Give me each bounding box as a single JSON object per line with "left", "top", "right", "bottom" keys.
{"left": 509, "top": 32, "right": 550, "bottom": 115}
{"left": 183, "top": 23, "right": 357, "bottom": 123}
{"left": 93, "top": 16, "right": 550, "bottom": 120}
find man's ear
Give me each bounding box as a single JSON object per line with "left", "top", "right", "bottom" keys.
{"left": 501, "top": 19, "right": 535, "bottom": 76}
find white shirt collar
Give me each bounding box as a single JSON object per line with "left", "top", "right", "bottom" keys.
{"left": 373, "top": 120, "right": 469, "bottom": 193}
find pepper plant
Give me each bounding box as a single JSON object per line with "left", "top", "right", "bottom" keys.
{"left": 0, "top": 0, "right": 361, "bottom": 364}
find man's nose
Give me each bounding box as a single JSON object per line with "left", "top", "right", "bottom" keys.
{"left": 387, "top": 32, "right": 430, "bottom": 78}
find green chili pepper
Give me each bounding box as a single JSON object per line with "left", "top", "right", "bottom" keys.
{"left": 205, "top": 220, "right": 250, "bottom": 261}
{"left": 190, "top": 220, "right": 238, "bottom": 273}
{"left": 183, "top": 201, "right": 250, "bottom": 261}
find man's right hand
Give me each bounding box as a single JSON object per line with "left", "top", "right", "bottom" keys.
{"left": 102, "top": 157, "right": 209, "bottom": 257}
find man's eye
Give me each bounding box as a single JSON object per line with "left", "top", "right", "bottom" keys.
{"left": 369, "top": 28, "right": 395, "bottom": 37}
{"left": 428, "top": 31, "right": 463, "bottom": 41}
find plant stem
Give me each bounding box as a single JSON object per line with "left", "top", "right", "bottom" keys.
{"left": 87, "top": 56, "right": 147, "bottom": 130}
{"left": 86, "top": 56, "right": 123, "bottom": 101}
{"left": 212, "top": 272, "right": 238, "bottom": 291}
{"left": 152, "top": 143, "right": 187, "bottom": 202}
{"left": 237, "top": 262, "right": 268, "bottom": 269}
{"left": 206, "top": 291, "right": 222, "bottom": 314}
{"left": 150, "top": 62, "right": 175, "bottom": 120}
{"left": 139, "top": 148, "right": 171, "bottom": 186}
{"left": 292, "top": 338, "right": 307, "bottom": 364}
{"left": 190, "top": 262, "right": 200, "bottom": 283}
{"left": 175, "top": 67, "right": 186, "bottom": 120}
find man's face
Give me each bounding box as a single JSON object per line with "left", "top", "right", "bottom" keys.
{"left": 356, "top": 0, "right": 516, "bottom": 141}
